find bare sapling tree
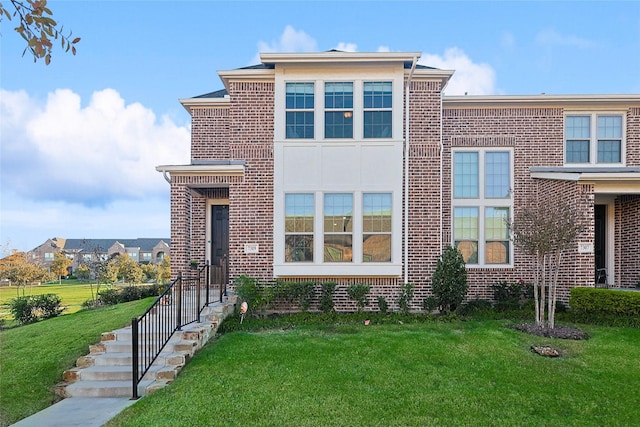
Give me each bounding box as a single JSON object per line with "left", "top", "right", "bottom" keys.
{"left": 509, "top": 199, "right": 585, "bottom": 329}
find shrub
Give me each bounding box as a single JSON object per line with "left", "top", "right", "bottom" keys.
{"left": 570, "top": 287, "right": 640, "bottom": 318}
{"left": 377, "top": 296, "right": 388, "bottom": 315}
{"left": 234, "top": 275, "right": 271, "bottom": 316}
{"left": 96, "top": 284, "right": 162, "bottom": 306}
{"left": 8, "top": 294, "right": 64, "bottom": 324}
{"left": 274, "top": 280, "right": 316, "bottom": 311}
{"left": 346, "top": 283, "right": 370, "bottom": 312}
{"left": 422, "top": 296, "right": 439, "bottom": 313}
{"left": 459, "top": 299, "right": 493, "bottom": 316}
{"left": 397, "top": 283, "right": 414, "bottom": 315}
{"left": 36, "top": 294, "right": 64, "bottom": 319}
{"left": 319, "top": 282, "right": 337, "bottom": 313}
{"left": 431, "top": 246, "right": 468, "bottom": 313}
{"left": 97, "top": 288, "right": 120, "bottom": 305}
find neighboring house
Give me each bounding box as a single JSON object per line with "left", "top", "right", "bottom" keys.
{"left": 28, "top": 238, "right": 170, "bottom": 273}
{"left": 156, "top": 50, "right": 640, "bottom": 309}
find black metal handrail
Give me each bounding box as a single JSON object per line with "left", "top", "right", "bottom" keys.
{"left": 131, "top": 257, "right": 228, "bottom": 399}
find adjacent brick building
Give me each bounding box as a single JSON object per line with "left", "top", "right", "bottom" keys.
{"left": 157, "top": 51, "right": 640, "bottom": 310}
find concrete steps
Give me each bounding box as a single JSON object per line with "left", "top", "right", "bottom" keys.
{"left": 59, "top": 295, "right": 236, "bottom": 398}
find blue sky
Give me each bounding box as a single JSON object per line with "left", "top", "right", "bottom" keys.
{"left": 1, "top": 0, "right": 639, "bottom": 253}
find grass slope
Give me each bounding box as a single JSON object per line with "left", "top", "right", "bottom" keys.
{"left": 0, "top": 298, "right": 154, "bottom": 426}
{"left": 0, "top": 283, "right": 98, "bottom": 320}
{"left": 107, "top": 320, "right": 640, "bottom": 427}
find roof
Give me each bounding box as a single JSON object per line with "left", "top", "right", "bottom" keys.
{"left": 58, "top": 238, "right": 170, "bottom": 252}
{"left": 189, "top": 50, "right": 441, "bottom": 101}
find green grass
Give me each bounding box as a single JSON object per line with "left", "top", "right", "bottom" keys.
{"left": 108, "top": 319, "right": 640, "bottom": 427}
{"left": 0, "top": 283, "right": 99, "bottom": 320}
{"left": 0, "top": 298, "right": 154, "bottom": 426}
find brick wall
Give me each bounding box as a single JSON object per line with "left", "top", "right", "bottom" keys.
{"left": 227, "top": 81, "right": 275, "bottom": 281}
{"left": 191, "top": 107, "right": 230, "bottom": 160}
{"left": 616, "top": 195, "right": 640, "bottom": 287}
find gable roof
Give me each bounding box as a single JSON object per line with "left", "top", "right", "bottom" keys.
{"left": 57, "top": 238, "right": 170, "bottom": 252}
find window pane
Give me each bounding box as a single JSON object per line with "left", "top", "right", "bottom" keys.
{"left": 363, "top": 234, "right": 391, "bottom": 262}
{"left": 597, "top": 140, "right": 621, "bottom": 163}
{"left": 485, "top": 207, "right": 509, "bottom": 240}
{"left": 324, "top": 235, "right": 352, "bottom": 262}
{"left": 363, "top": 193, "right": 392, "bottom": 232}
{"left": 455, "top": 241, "right": 478, "bottom": 264}
{"left": 324, "top": 194, "right": 353, "bottom": 232}
{"left": 454, "top": 152, "right": 479, "bottom": 198}
{"left": 286, "top": 112, "right": 314, "bottom": 139}
{"left": 285, "top": 235, "right": 313, "bottom": 262}
{"left": 325, "top": 82, "right": 353, "bottom": 109}
{"left": 285, "top": 194, "right": 314, "bottom": 233}
{"left": 454, "top": 206, "right": 479, "bottom": 262}
{"left": 566, "top": 116, "right": 590, "bottom": 139}
{"left": 566, "top": 140, "right": 589, "bottom": 163}
{"left": 485, "top": 152, "right": 510, "bottom": 198}
{"left": 363, "top": 111, "right": 392, "bottom": 138}
{"left": 454, "top": 207, "right": 478, "bottom": 240}
{"left": 485, "top": 241, "right": 509, "bottom": 264}
{"left": 325, "top": 111, "right": 353, "bottom": 138}
{"left": 285, "top": 194, "right": 314, "bottom": 263}
{"left": 286, "top": 82, "right": 314, "bottom": 109}
{"left": 597, "top": 116, "right": 621, "bottom": 139}
{"left": 364, "top": 82, "right": 392, "bottom": 108}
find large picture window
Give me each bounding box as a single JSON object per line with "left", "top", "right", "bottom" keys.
{"left": 286, "top": 82, "right": 314, "bottom": 139}
{"left": 285, "top": 194, "right": 314, "bottom": 262}
{"left": 452, "top": 149, "right": 512, "bottom": 266}
{"left": 565, "top": 114, "right": 623, "bottom": 164}
{"left": 325, "top": 82, "right": 353, "bottom": 138}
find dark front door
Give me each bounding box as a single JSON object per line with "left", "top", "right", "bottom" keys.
{"left": 211, "top": 205, "right": 229, "bottom": 268}
{"left": 594, "top": 204, "right": 606, "bottom": 283}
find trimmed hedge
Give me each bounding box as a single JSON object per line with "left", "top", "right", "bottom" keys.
{"left": 569, "top": 287, "right": 640, "bottom": 327}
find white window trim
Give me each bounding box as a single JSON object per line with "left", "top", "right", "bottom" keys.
{"left": 564, "top": 112, "right": 626, "bottom": 166}
{"left": 451, "top": 147, "right": 514, "bottom": 268}
{"left": 275, "top": 190, "right": 402, "bottom": 277}
{"left": 274, "top": 71, "right": 403, "bottom": 143}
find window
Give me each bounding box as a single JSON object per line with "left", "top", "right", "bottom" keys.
{"left": 83, "top": 254, "right": 92, "bottom": 262}
{"left": 363, "top": 193, "right": 392, "bottom": 262}
{"left": 452, "top": 150, "right": 512, "bottom": 266}
{"left": 286, "top": 82, "right": 314, "bottom": 139}
{"left": 142, "top": 253, "right": 152, "bottom": 261}
{"left": 565, "top": 114, "right": 623, "bottom": 164}
{"left": 44, "top": 252, "right": 54, "bottom": 261}
{"left": 325, "top": 82, "right": 353, "bottom": 138}
{"left": 324, "top": 194, "right": 353, "bottom": 262}
{"left": 363, "top": 82, "right": 392, "bottom": 138}
{"left": 285, "top": 194, "right": 314, "bottom": 262}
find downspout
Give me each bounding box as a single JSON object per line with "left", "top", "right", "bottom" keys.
{"left": 404, "top": 56, "right": 418, "bottom": 284}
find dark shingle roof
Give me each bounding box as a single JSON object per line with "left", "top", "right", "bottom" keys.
{"left": 61, "top": 238, "right": 170, "bottom": 252}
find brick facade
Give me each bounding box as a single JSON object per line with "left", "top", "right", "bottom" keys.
{"left": 162, "top": 52, "right": 640, "bottom": 311}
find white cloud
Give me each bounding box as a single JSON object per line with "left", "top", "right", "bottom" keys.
{"left": 335, "top": 42, "right": 358, "bottom": 52}
{"left": 419, "top": 47, "right": 496, "bottom": 95}
{"left": 252, "top": 25, "right": 318, "bottom": 63}
{"left": 0, "top": 88, "right": 190, "bottom": 206}
{"left": 535, "top": 28, "right": 595, "bottom": 49}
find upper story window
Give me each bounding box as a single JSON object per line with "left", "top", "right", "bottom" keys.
{"left": 325, "top": 82, "right": 353, "bottom": 138}
{"left": 363, "top": 82, "right": 392, "bottom": 138}
{"left": 44, "top": 252, "right": 54, "bottom": 261}
{"left": 286, "top": 82, "right": 314, "bottom": 139}
{"left": 565, "top": 114, "right": 623, "bottom": 165}
{"left": 452, "top": 149, "right": 513, "bottom": 266}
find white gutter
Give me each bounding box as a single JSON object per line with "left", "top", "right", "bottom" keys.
{"left": 404, "top": 56, "right": 418, "bottom": 284}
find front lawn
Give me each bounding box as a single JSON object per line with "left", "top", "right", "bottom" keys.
{"left": 0, "top": 298, "right": 154, "bottom": 426}
{"left": 108, "top": 319, "right": 640, "bottom": 426}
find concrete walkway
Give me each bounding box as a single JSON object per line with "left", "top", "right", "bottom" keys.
{"left": 11, "top": 398, "right": 136, "bottom": 427}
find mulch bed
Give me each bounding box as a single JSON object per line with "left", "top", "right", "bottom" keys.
{"left": 510, "top": 323, "right": 590, "bottom": 340}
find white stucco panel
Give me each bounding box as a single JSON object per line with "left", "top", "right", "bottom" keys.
{"left": 282, "top": 145, "right": 320, "bottom": 188}
{"left": 321, "top": 144, "right": 359, "bottom": 188}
